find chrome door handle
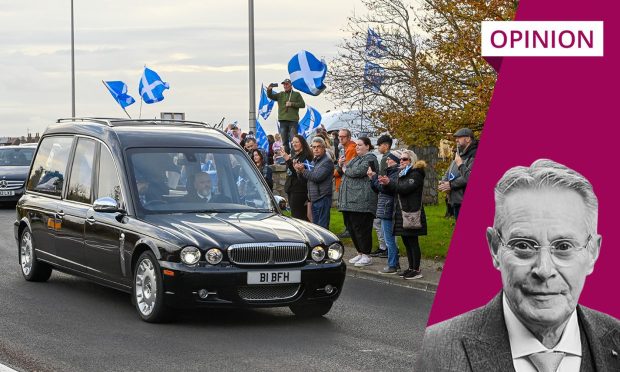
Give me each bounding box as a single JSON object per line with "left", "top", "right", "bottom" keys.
{"left": 86, "top": 216, "right": 96, "bottom": 225}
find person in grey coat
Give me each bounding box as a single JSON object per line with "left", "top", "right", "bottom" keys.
{"left": 338, "top": 137, "right": 379, "bottom": 267}
{"left": 294, "top": 137, "right": 334, "bottom": 229}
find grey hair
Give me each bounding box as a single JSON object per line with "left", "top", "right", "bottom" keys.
{"left": 494, "top": 159, "right": 598, "bottom": 233}
{"left": 311, "top": 137, "right": 326, "bottom": 148}
{"left": 401, "top": 149, "right": 418, "bottom": 163}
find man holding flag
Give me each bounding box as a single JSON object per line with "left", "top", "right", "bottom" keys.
{"left": 267, "top": 78, "right": 305, "bottom": 154}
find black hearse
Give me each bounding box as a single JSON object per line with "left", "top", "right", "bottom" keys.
{"left": 15, "top": 118, "right": 345, "bottom": 322}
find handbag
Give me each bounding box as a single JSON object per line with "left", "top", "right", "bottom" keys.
{"left": 398, "top": 195, "right": 422, "bottom": 229}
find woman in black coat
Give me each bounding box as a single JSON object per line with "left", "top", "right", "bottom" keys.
{"left": 251, "top": 149, "right": 273, "bottom": 190}
{"left": 279, "top": 134, "right": 312, "bottom": 220}
{"left": 379, "top": 149, "right": 427, "bottom": 280}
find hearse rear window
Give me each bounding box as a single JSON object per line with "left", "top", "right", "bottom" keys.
{"left": 27, "top": 136, "right": 74, "bottom": 196}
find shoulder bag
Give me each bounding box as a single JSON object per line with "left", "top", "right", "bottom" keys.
{"left": 398, "top": 195, "right": 422, "bottom": 229}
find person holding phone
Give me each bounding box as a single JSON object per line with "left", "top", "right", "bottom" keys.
{"left": 339, "top": 137, "right": 379, "bottom": 267}
{"left": 267, "top": 79, "right": 305, "bottom": 154}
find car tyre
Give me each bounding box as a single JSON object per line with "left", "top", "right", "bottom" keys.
{"left": 290, "top": 301, "right": 333, "bottom": 318}
{"left": 133, "top": 251, "right": 169, "bottom": 323}
{"left": 19, "top": 228, "right": 52, "bottom": 282}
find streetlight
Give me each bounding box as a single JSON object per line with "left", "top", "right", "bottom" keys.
{"left": 70, "top": 0, "right": 76, "bottom": 117}
{"left": 248, "top": 0, "right": 256, "bottom": 133}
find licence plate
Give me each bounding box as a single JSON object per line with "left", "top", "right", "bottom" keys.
{"left": 247, "top": 270, "right": 301, "bottom": 285}
{"left": 0, "top": 191, "right": 15, "bottom": 196}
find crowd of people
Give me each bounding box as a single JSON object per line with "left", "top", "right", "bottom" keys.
{"left": 223, "top": 78, "right": 479, "bottom": 281}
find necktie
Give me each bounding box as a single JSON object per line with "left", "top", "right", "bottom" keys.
{"left": 528, "top": 351, "right": 565, "bottom": 372}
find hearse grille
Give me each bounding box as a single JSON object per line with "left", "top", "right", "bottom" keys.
{"left": 238, "top": 284, "right": 301, "bottom": 301}
{"left": 227, "top": 242, "right": 308, "bottom": 265}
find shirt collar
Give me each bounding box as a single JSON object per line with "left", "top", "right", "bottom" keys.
{"left": 502, "top": 293, "right": 582, "bottom": 359}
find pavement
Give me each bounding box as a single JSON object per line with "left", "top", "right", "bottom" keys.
{"left": 342, "top": 243, "right": 443, "bottom": 293}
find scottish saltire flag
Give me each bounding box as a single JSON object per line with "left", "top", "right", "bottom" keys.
{"left": 366, "top": 28, "right": 387, "bottom": 58}
{"left": 288, "top": 50, "right": 327, "bottom": 96}
{"left": 258, "top": 85, "right": 275, "bottom": 120}
{"left": 297, "top": 106, "right": 322, "bottom": 138}
{"left": 139, "top": 67, "right": 169, "bottom": 104}
{"left": 103, "top": 81, "right": 135, "bottom": 108}
{"left": 303, "top": 160, "right": 315, "bottom": 171}
{"left": 364, "top": 61, "right": 385, "bottom": 93}
{"left": 255, "top": 120, "right": 270, "bottom": 152}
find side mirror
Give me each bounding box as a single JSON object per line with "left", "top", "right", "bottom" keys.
{"left": 93, "top": 197, "right": 125, "bottom": 213}
{"left": 273, "top": 195, "right": 288, "bottom": 211}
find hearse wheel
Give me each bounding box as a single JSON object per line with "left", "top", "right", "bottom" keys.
{"left": 133, "top": 251, "right": 169, "bottom": 323}
{"left": 19, "top": 228, "right": 52, "bottom": 282}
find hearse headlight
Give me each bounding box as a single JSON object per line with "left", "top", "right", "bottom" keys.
{"left": 180, "top": 246, "right": 201, "bottom": 265}
{"left": 205, "top": 248, "right": 223, "bottom": 265}
{"left": 311, "top": 246, "right": 326, "bottom": 262}
{"left": 328, "top": 243, "right": 344, "bottom": 260}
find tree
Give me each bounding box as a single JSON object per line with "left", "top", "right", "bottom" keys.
{"left": 326, "top": 0, "right": 518, "bottom": 146}
{"left": 326, "top": 0, "right": 425, "bottom": 129}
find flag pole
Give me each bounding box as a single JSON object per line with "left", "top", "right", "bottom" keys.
{"left": 248, "top": 0, "right": 257, "bottom": 134}
{"left": 139, "top": 65, "right": 146, "bottom": 119}
{"left": 70, "top": 0, "right": 76, "bottom": 117}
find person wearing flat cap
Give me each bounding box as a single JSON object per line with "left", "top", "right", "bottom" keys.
{"left": 267, "top": 78, "right": 306, "bottom": 154}
{"left": 438, "top": 127, "right": 478, "bottom": 220}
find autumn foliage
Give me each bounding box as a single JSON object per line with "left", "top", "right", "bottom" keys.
{"left": 326, "top": 0, "right": 519, "bottom": 146}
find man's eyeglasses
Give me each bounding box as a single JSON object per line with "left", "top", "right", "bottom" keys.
{"left": 311, "top": 145, "right": 323, "bottom": 149}
{"left": 496, "top": 230, "right": 591, "bottom": 266}
{"left": 400, "top": 158, "right": 410, "bottom": 161}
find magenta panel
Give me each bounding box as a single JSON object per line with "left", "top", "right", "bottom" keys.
{"left": 427, "top": 0, "right": 620, "bottom": 325}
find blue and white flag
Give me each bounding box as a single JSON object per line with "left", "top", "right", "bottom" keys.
{"left": 255, "top": 120, "right": 270, "bottom": 152}
{"left": 139, "top": 67, "right": 169, "bottom": 104}
{"left": 288, "top": 50, "right": 327, "bottom": 96}
{"left": 103, "top": 81, "right": 135, "bottom": 108}
{"left": 297, "top": 106, "right": 322, "bottom": 138}
{"left": 258, "top": 84, "right": 275, "bottom": 120}
{"left": 366, "top": 28, "right": 387, "bottom": 58}
{"left": 303, "top": 160, "right": 315, "bottom": 171}
{"left": 364, "top": 61, "right": 385, "bottom": 93}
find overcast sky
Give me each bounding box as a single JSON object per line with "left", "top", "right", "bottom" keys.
{"left": 0, "top": 0, "right": 366, "bottom": 137}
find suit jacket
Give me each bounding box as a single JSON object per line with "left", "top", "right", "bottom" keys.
{"left": 183, "top": 192, "right": 231, "bottom": 204}
{"left": 418, "top": 293, "right": 620, "bottom": 372}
